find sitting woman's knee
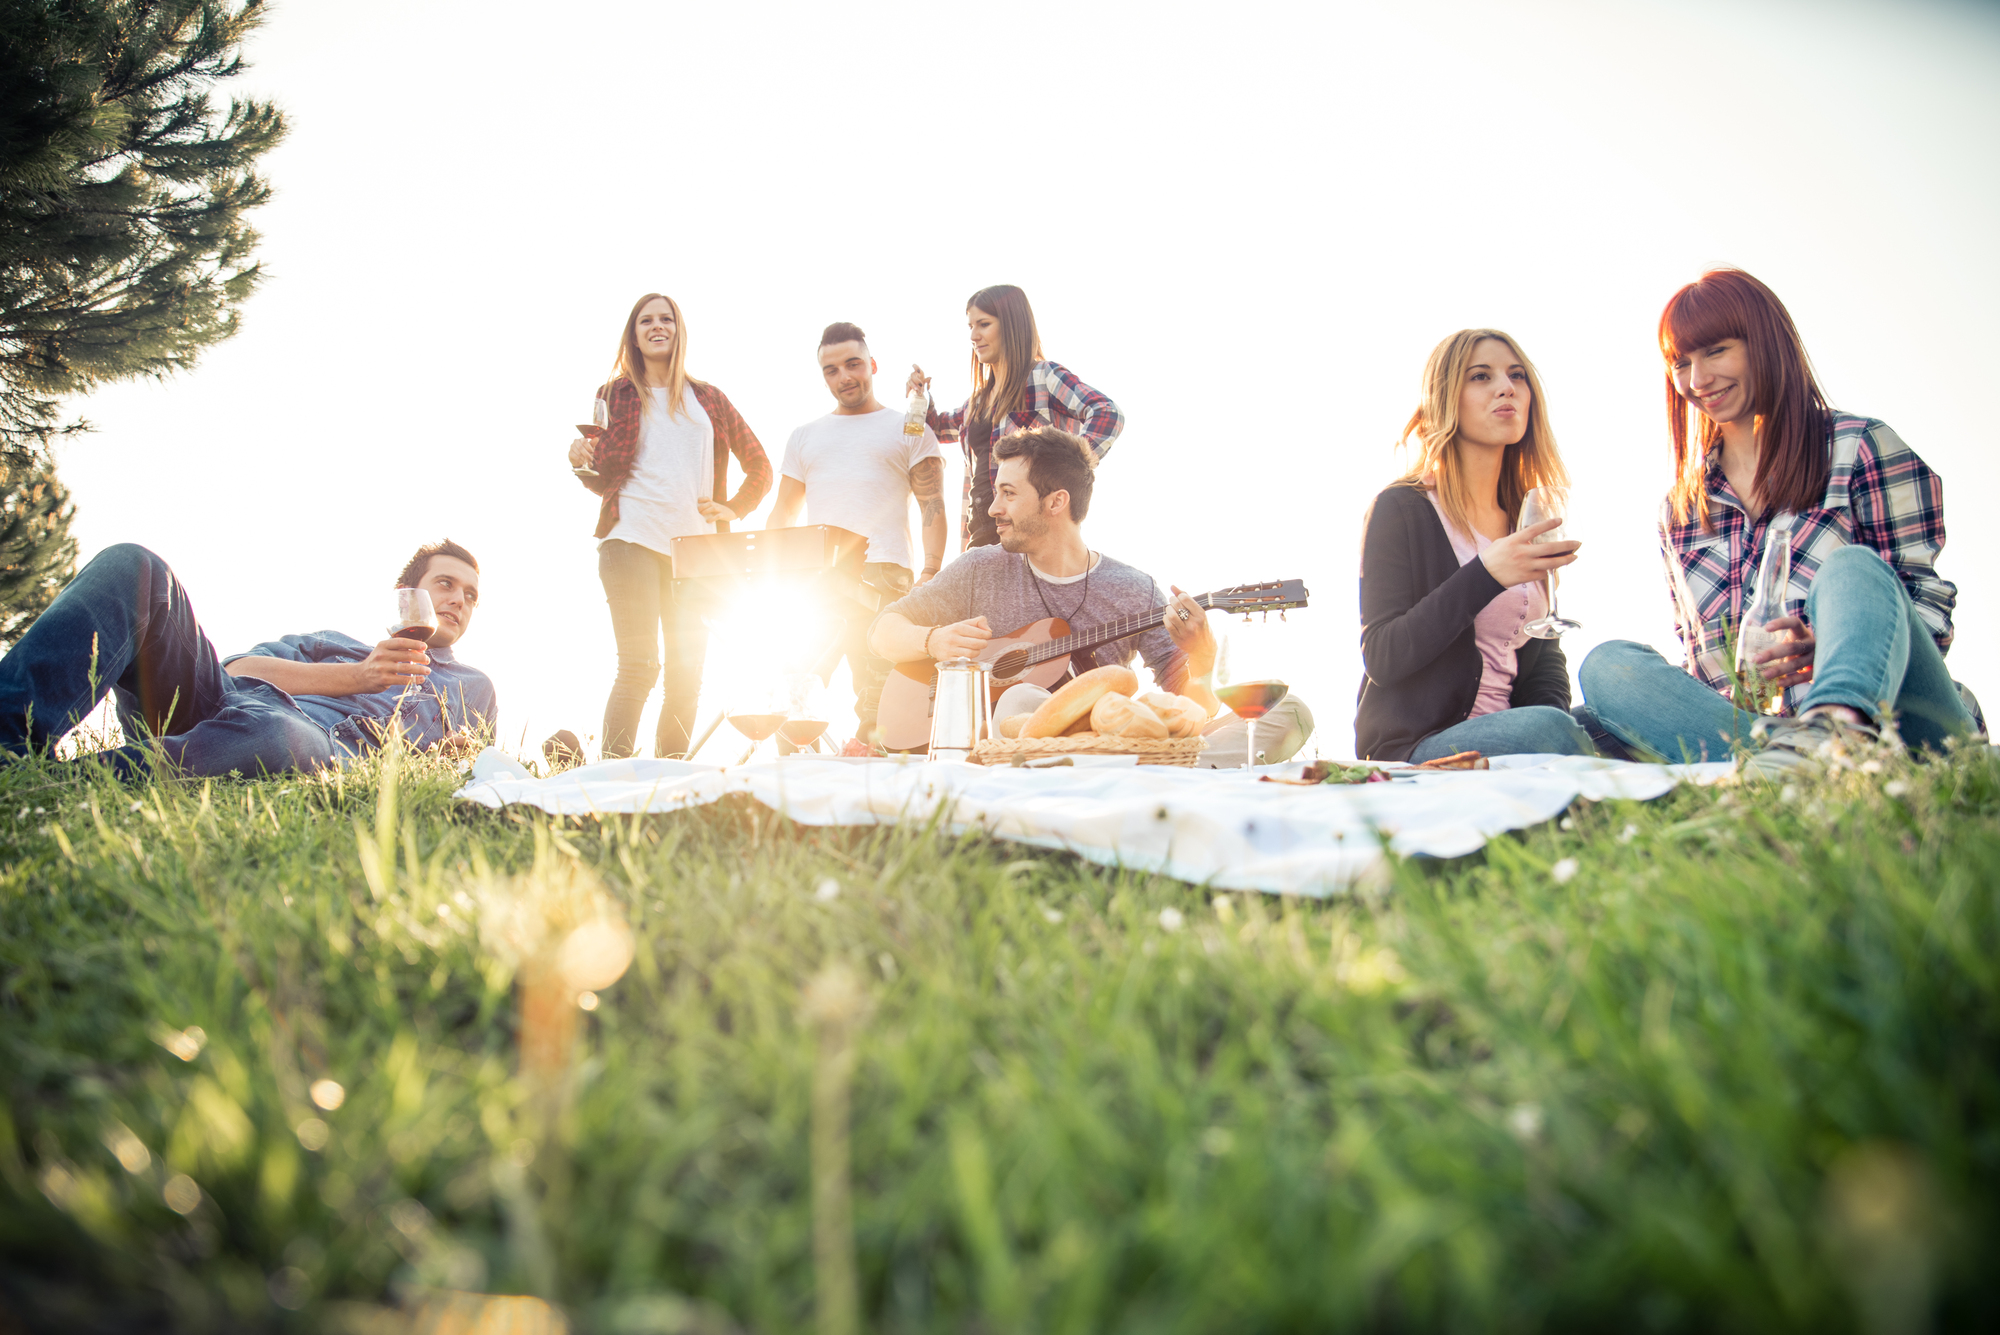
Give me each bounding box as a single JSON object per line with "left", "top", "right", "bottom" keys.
{"left": 1818, "top": 542, "right": 1894, "bottom": 581}
{"left": 1522, "top": 705, "right": 1595, "bottom": 755}
{"left": 1578, "top": 639, "right": 1655, "bottom": 702}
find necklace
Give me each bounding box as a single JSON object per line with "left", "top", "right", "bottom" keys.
{"left": 1032, "top": 552, "right": 1095, "bottom": 659}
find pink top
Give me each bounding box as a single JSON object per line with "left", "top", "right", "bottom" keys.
{"left": 1425, "top": 491, "right": 1547, "bottom": 717}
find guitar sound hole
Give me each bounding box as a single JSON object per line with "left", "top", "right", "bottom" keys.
{"left": 992, "top": 648, "right": 1029, "bottom": 678}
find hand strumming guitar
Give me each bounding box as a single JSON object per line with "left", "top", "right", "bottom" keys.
{"left": 927, "top": 616, "right": 991, "bottom": 661}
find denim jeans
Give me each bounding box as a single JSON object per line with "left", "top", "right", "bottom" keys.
{"left": 1578, "top": 544, "right": 1974, "bottom": 762}
{"left": 0, "top": 544, "right": 335, "bottom": 777}
{"left": 1408, "top": 705, "right": 1596, "bottom": 763}
{"left": 599, "top": 539, "right": 714, "bottom": 759}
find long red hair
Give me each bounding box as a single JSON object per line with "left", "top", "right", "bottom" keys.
{"left": 1659, "top": 269, "right": 1831, "bottom": 529}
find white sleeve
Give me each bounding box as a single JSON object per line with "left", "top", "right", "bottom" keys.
{"left": 910, "top": 424, "right": 943, "bottom": 468}
{"left": 779, "top": 425, "right": 809, "bottom": 482}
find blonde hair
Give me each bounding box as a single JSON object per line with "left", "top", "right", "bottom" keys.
{"left": 1397, "top": 328, "right": 1569, "bottom": 538}
{"left": 609, "top": 292, "right": 697, "bottom": 421}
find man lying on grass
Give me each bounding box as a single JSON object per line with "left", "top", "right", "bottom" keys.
{"left": 0, "top": 540, "right": 496, "bottom": 777}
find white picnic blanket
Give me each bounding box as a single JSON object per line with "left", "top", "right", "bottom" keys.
{"left": 455, "top": 751, "right": 1733, "bottom": 897}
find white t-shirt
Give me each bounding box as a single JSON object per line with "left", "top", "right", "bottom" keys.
{"left": 605, "top": 387, "right": 716, "bottom": 554}
{"left": 778, "top": 407, "right": 942, "bottom": 570}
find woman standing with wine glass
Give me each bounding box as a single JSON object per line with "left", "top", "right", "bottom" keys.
{"left": 904, "top": 285, "right": 1123, "bottom": 551}
{"left": 1355, "top": 329, "right": 1596, "bottom": 763}
{"left": 1576, "top": 268, "right": 1975, "bottom": 774}
{"left": 568, "top": 293, "right": 772, "bottom": 759}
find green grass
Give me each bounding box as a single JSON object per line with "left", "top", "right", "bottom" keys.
{"left": 1, "top": 741, "right": 1997, "bottom": 1332}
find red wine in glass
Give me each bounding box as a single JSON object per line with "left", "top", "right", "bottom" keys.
{"left": 389, "top": 588, "right": 439, "bottom": 645}
{"left": 778, "top": 718, "right": 828, "bottom": 749}
{"left": 727, "top": 713, "right": 787, "bottom": 743}
{"left": 1215, "top": 679, "right": 1288, "bottom": 769}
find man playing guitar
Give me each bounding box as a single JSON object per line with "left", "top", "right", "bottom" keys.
{"left": 871, "top": 427, "right": 1221, "bottom": 716}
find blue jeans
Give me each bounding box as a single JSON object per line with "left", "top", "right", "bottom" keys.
{"left": 1579, "top": 544, "right": 1974, "bottom": 762}
{"left": 0, "top": 544, "right": 335, "bottom": 777}
{"left": 1409, "top": 705, "right": 1596, "bottom": 763}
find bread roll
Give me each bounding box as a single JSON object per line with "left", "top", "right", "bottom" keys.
{"left": 997, "top": 713, "right": 1029, "bottom": 739}
{"left": 1140, "top": 691, "right": 1210, "bottom": 738}
{"left": 1022, "top": 665, "right": 1139, "bottom": 738}
{"left": 1090, "top": 692, "right": 1169, "bottom": 739}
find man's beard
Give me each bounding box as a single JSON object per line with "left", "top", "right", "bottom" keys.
{"left": 996, "top": 511, "right": 1043, "bottom": 552}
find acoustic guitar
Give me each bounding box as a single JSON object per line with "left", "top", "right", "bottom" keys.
{"left": 874, "top": 579, "right": 1310, "bottom": 751}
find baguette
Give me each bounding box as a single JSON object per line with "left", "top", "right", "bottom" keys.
{"left": 997, "top": 713, "right": 1029, "bottom": 739}
{"left": 1090, "top": 692, "right": 1169, "bottom": 739}
{"left": 1022, "top": 665, "right": 1139, "bottom": 738}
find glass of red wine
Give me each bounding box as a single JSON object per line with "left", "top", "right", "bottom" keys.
{"left": 573, "top": 395, "right": 607, "bottom": 478}
{"left": 776, "top": 672, "right": 829, "bottom": 755}
{"left": 390, "top": 588, "right": 439, "bottom": 644}
{"left": 1215, "top": 679, "right": 1288, "bottom": 770}
{"left": 726, "top": 684, "right": 789, "bottom": 764}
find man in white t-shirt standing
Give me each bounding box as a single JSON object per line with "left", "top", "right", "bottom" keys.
{"left": 768, "top": 321, "right": 946, "bottom": 743}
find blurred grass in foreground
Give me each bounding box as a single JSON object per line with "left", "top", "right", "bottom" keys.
{"left": 1, "top": 741, "right": 1996, "bottom": 1333}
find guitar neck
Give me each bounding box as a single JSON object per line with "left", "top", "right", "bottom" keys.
{"left": 1021, "top": 594, "right": 1215, "bottom": 668}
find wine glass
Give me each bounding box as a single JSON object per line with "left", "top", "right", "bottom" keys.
{"left": 1215, "top": 679, "right": 1288, "bottom": 770}
{"left": 777, "top": 672, "right": 830, "bottom": 755}
{"left": 573, "top": 395, "right": 607, "bottom": 478}
{"left": 1518, "top": 486, "right": 1582, "bottom": 638}
{"left": 389, "top": 587, "right": 438, "bottom": 644}
{"left": 725, "top": 683, "right": 790, "bottom": 764}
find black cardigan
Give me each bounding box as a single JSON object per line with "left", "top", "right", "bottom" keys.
{"left": 1354, "top": 483, "right": 1571, "bottom": 761}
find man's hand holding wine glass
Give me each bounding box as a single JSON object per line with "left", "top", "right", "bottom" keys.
{"left": 356, "top": 638, "right": 432, "bottom": 691}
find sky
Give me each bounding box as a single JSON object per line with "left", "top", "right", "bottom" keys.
{"left": 50, "top": 0, "right": 2000, "bottom": 761}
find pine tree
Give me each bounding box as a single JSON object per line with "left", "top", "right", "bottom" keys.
{"left": 0, "top": 453, "right": 78, "bottom": 644}
{"left": 0, "top": 0, "right": 287, "bottom": 460}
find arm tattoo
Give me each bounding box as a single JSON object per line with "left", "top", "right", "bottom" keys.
{"left": 910, "top": 458, "right": 946, "bottom": 528}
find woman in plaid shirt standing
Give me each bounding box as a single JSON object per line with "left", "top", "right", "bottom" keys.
{"left": 1577, "top": 268, "right": 1975, "bottom": 776}
{"left": 568, "top": 293, "right": 772, "bottom": 759}
{"left": 904, "top": 284, "right": 1123, "bottom": 551}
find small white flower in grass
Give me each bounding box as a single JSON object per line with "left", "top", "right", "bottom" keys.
{"left": 1212, "top": 894, "right": 1235, "bottom": 923}
{"left": 129, "top": 801, "right": 143, "bottom": 813}
{"left": 33, "top": 807, "right": 44, "bottom": 814}
{"left": 1859, "top": 760, "right": 1883, "bottom": 775}
{"left": 814, "top": 877, "right": 841, "bottom": 902}
{"left": 1618, "top": 824, "right": 1639, "bottom": 844}
{"left": 1042, "top": 907, "right": 1063, "bottom": 924}
{"left": 1550, "top": 858, "right": 1579, "bottom": 884}
{"left": 1885, "top": 780, "right": 1910, "bottom": 799}
{"left": 309, "top": 1079, "right": 345, "bottom": 1111}
{"left": 155, "top": 1025, "right": 205, "bottom": 1061}
{"left": 1158, "top": 906, "right": 1185, "bottom": 932}
{"left": 1507, "top": 1103, "right": 1544, "bottom": 1142}
{"left": 577, "top": 990, "right": 599, "bottom": 1011}
{"left": 1559, "top": 817, "right": 1575, "bottom": 832}
{"left": 1781, "top": 784, "right": 1800, "bottom": 804}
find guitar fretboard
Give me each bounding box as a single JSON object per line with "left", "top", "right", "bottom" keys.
{"left": 1018, "top": 594, "right": 1220, "bottom": 668}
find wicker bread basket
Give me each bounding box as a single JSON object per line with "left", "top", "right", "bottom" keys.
{"left": 972, "top": 733, "right": 1206, "bottom": 767}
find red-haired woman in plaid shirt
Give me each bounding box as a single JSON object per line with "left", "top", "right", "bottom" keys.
{"left": 1576, "top": 269, "right": 1976, "bottom": 776}
{"left": 904, "top": 284, "right": 1123, "bottom": 551}
{"left": 568, "top": 293, "right": 772, "bottom": 759}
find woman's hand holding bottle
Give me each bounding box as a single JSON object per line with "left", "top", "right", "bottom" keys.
{"left": 905, "top": 364, "right": 929, "bottom": 397}
{"left": 1479, "top": 517, "right": 1580, "bottom": 588}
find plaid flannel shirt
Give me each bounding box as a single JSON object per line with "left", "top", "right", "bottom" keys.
{"left": 577, "top": 376, "right": 772, "bottom": 539}
{"left": 1661, "top": 414, "right": 1955, "bottom": 714}
{"left": 926, "top": 360, "right": 1124, "bottom": 546}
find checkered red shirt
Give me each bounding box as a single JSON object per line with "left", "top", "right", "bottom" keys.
{"left": 926, "top": 360, "right": 1124, "bottom": 546}
{"left": 576, "top": 377, "right": 772, "bottom": 538}
{"left": 1660, "top": 414, "right": 1955, "bottom": 713}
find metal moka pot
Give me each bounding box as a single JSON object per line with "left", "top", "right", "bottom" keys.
{"left": 928, "top": 658, "right": 993, "bottom": 762}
